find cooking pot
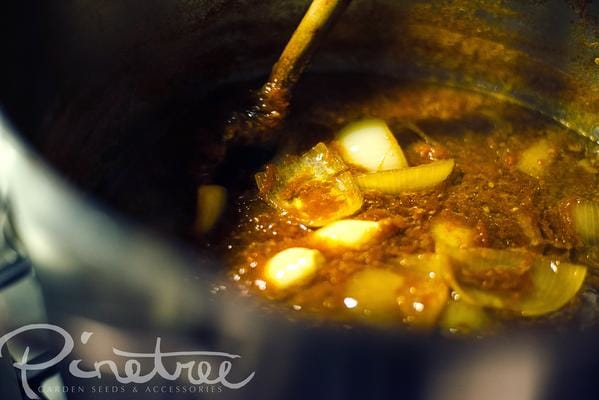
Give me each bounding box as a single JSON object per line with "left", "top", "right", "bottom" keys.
{"left": 0, "top": 1, "right": 598, "bottom": 399}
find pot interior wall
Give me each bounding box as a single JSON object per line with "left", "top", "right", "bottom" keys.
{"left": 1, "top": 0, "right": 597, "bottom": 236}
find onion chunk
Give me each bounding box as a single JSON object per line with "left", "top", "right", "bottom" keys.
{"left": 344, "top": 255, "right": 450, "bottom": 327}
{"left": 334, "top": 119, "right": 408, "bottom": 172}
{"left": 256, "top": 143, "right": 363, "bottom": 227}
{"left": 394, "top": 254, "right": 451, "bottom": 328}
{"left": 344, "top": 268, "right": 405, "bottom": 319}
{"left": 356, "top": 159, "right": 455, "bottom": 194}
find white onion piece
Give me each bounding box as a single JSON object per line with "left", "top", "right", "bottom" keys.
{"left": 334, "top": 119, "right": 408, "bottom": 172}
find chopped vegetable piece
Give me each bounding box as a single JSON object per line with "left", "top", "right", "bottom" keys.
{"left": 439, "top": 299, "right": 492, "bottom": 334}
{"left": 344, "top": 258, "right": 449, "bottom": 327}
{"left": 255, "top": 143, "right": 363, "bottom": 227}
{"left": 265, "top": 247, "right": 325, "bottom": 290}
{"left": 431, "top": 219, "right": 476, "bottom": 252}
{"left": 519, "top": 260, "right": 587, "bottom": 316}
{"left": 334, "top": 119, "right": 408, "bottom": 172}
{"left": 449, "top": 248, "right": 533, "bottom": 292}
{"left": 516, "top": 138, "right": 557, "bottom": 178}
{"left": 355, "top": 159, "right": 454, "bottom": 194}
{"left": 396, "top": 253, "right": 453, "bottom": 283}
{"left": 195, "top": 185, "right": 227, "bottom": 233}
{"left": 449, "top": 248, "right": 587, "bottom": 316}
{"left": 394, "top": 254, "right": 451, "bottom": 328}
{"left": 573, "top": 201, "right": 599, "bottom": 244}
{"left": 344, "top": 268, "right": 404, "bottom": 320}
{"left": 312, "top": 219, "right": 382, "bottom": 249}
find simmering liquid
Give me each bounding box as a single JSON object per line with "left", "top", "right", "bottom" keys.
{"left": 203, "top": 74, "right": 599, "bottom": 335}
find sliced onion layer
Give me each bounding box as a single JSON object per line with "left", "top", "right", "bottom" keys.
{"left": 448, "top": 248, "right": 587, "bottom": 316}
{"left": 355, "top": 159, "right": 454, "bottom": 194}
{"left": 518, "top": 259, "right": 587, "bottom": 316}
{"left": 573, "top": 201, "right": 599, "bottom": 244}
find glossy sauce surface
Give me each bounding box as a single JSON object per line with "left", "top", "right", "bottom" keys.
{"left": 209, "top": 74, "right": 599, "bottom": 334}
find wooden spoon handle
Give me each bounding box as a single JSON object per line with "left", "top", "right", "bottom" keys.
{"left": 269, "top": 0, "right": 352, "bottom": 89}
{"left": 223, "top": 0, "right": 352, "bottom": 145}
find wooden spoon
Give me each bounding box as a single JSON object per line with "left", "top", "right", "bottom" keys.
{"left": 223, "top": 0, "right": 352, "bottom": 145}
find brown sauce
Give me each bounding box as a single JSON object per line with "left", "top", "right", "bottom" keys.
{"left": 205, "top": 73, "right": 599, "bottom": 334}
